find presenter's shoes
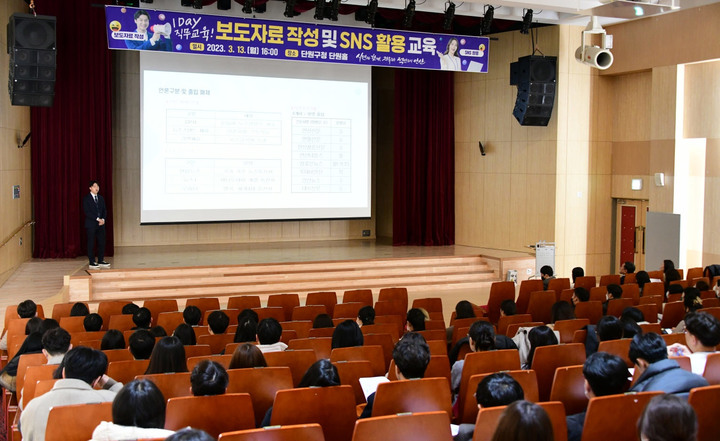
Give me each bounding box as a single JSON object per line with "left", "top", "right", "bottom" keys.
{"left": 89, "top": 262, "right": 100, "bottom": 269}
{"left": 98, "top": 261, "right": 111, "bottom": 268}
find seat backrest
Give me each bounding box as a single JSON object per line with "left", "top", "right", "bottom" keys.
{"left": 378, "top": 287, "right": 408, "bottom": 315}
{"left": 517, "top": 280, "right": 544, "bottom": 314}
{"left": 142, "top": 299, "right": 179, "bottom": 324}
{"left": 702, "top": 298, "right": 720, "bottom": 309}
{"left": 553, "top": 319, "right": 590, "bottom": 344}
{"left": 198, "top": 333, "right": 235, "bottom": 354}
{"left": 588, "top": 287, "right": 607, "bottom": 302}
{"left": 527, "top": 291, "right": 556, "bottom": 324}
{"left": 505, "top": 322, "right": 544, "bottom": 339}
{"left": 16, "top": 353, "right": 48, "bottom": 397}
{"left": 701, "top": 307, "right": 720, "bottom": 322}
{"left": 21, "top": 364, "right": 57, "bottom": 407}
{"left": 386, "top": 355, "right": 451, "bottom": 385}
{"left": 52, "top": 302, "right": 86, "bottom": 321}
{"left": 599, "top": 274, "right": 621, "bottom": 286}
{"left": 187, "top": 354, "right": 232, "bottom": 371}
{"left": 486, "top": 282, "right": 516, "bottom": 324}
{"left": 330, "top": 345, "right": 385, "bottom": 377}
{"left": 574, "top": 301, "right": 603, "bottom": 325}
{"left": 305, "top": 291, "right": 338, "bottom": 316}
{"left": 107, "top": 359, "right": 151, "bottom": 384}
{"left": 165, "top": 393, "right": 256, "bottom": 437}
{"left": 581, "top": 391, "right": 662, "bottom": 441}
{"left": 360, "top": 324, "right": 400, "bottom": 341}
{"left": 308, "top": 327, "right": 335, "bottom": 338}
{"left": 472, "top": 401, "right": 567, "bottom": 441}
{"left": 458, "top": 350, "right": 521, "bottom": 418}
{"left": 703, "top": 353, "right": 720, "bottom": 385}
{"left": 531, "top": 343, "right": 586, "bottom": 401}
{"left": 353, "top": 411, "right": 452, "bottom": 441}
{"left": 292, "top": 305, "right": 327, "bottom": 322}
{"left": 45, "top": 401, "right": 112, "bottom": 441}
{"left": 558, "top": 289, "right": 574, "bottom": 304}
{"left": 461, "top": 370, "right": 539, "bottom": 424}
{"left": 271, "top": 385, "right": 357, "bottom": 441}
{"left": 547, "top": 278, "right": 571, "bottom": 298}
{"left": 412, "top": 298, "right": 444, "bottom": 314}
{"left": 427, "top": 339, "right": 448, "bottom": 356}
{"left": 638, "top": 295, "right": 663, "bottom": 311}
{"left": 332, "top": 302, "right": 364, "bottom": 319}
{"left": 606, "top": 298, "right": 634, "bottom": 318}
{"left": 227, "top": 366, "right": 294, "bottom": 427}
{"left": 264, "top": 349, "right": 317, "bottom": 387}
{"left": 687, "top": 267, "right": 704, "bottom": 281}
{"left": 96, "top": 301, "right": 127, "bottom": 330}
{"left": 218, "top": 423, "right": 325, "bottom": 441}
{"left": 268, "top": 294, "right": 301, "bottom": 323}
{"left": 342, "top": 290, "right": 373, "bottom": 307}
{"left": 227, "top": 295, "right": 262, "bottom": 311}
{"left": 102, "top": 348, "right": 134, "bottom": 363}
{"left": 185, "top": 298, "right": 221, "bottom": 324}
{"left": 332, "top": 360, "right": 374, "bottom": 404}
{"left": 287, "top": 337, "right": 332, "bottom": 360}
{"left": 642, "top": 282, "right": 665, "bottom": 297}
{"left": 417, "top": 329, "right": 447, "bottom": 342}
{"left": 636, "top": 304, "right": 658, "bottom": 323}
{"left": 574, "top": 276, "right": 596, "bottom": 290}
{"left": 659, "top": 301, "right": 685, "bottom": 328}
{"left": 597, "top": 339, "right": 633, "bottom": 367}
{"left": 372, "top": 377, "right": 452, "bottom": 418}
{"left": 620, "top": 283, "right": 640, "bottom": 303}
{"left": 135, "top": 372, "right": 193, "bottom": 399}
{"left": 624, "top": 273, "right": 637, "bottom": 284}
{"left": 549, "top": 365, "right": 588, "bottom": 415}
{"left": 156, "top": 311, "right": 185, "bottom": 333}
{"left": 252, "top": 307, "right": 286, "bottom": 322}
{"left": 638, "top": 323, "right": 662, "bottom": 334}
{"left": 107, "top": 314, "right": 136, "bottom": 331}
{"left": 281, "top": 321, "right": 313, "bottom": 339}
{"left": 362, "top": 333, "right": 394, "bottom": 370}
{"left": 59, "top": 316, "right": 85, "bottom": 333}
{"left": 688, "top": 384, "right": 720, "bottom": 441}
{"left": 497, "top": 314, "right": 533, "bottom": 336}
{"left": 374, "top": 300, "right": 406, "bottom": 317}
{"left": 184, "top": 344, "right": 212, "bottom": 359}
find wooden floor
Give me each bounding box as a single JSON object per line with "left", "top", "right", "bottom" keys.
{"left": 0, "top": 239, "right": 533, "bottom": 324}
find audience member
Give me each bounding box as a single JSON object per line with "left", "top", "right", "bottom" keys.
{"left": 150, "top": 325, "right": 167, "bottom": 337}
{"left": 128, "top": 330, "right": 156, "bottom": 360}
{"left": 91, "top": 379, "right": 174, "bottom": 440}
{"left": 667, "top": 311, "right": 720, "bottom": 374}
{"left": 256, "top": 318, "right": 287, "bottom": 353}
{"left": 132, "top": 307, "right": 152, "bottom": 330}
{"left": 675, "top": 288, "right": 703, "bottom": 333}
{"left": 173, "top": 323, "right": 196, "bottom": 346}
{"left": 190, "top": 360, "right": 228, "bottom": 396}
{"left": 183, "top": 306, "right": 202, "bottom": 326}
{"left": 406, "top": 308, "right": 427, "bottom": 332}
{"left": 637, "top": 394, "right": 697, "bottom": 441}
{"left": 571, "top": 287, "right": 590, "bottom": 306}
{"left": 84, "top": 313, "right": 103, "bottom": 332}
{"left": 455, "top": 373, "right": 525, "bottom": 441}
{"left": 695, "top": 280, "right": 710, "bottom": 292}
{"left": 549, "top": 301, "right": 575, "bottom": 324}
{"left": 606, "top": 284, "right": 623, "bottom": 301}
{"left": 566, "top": 352, "right": 629, "bottom": 441}
{"left": 229, "top": 342, "right": 267, "bottom": 369}
{"left": 499, "top": 300, "right": 517, "bottom": 317}
{"left": 451, "top": 320, "right": 517, "bottom": 374}
{"left": 620, "top": 261, "right": 635, "bottom": 284}
{"left": 121, "top": 303, "right": 139, "bottom": 315}
{"left": 571, "top": 267, "right": 584, "bottom": 285}
{"left": 18, "top": 327, "right": 72, "bottom": 410}
{"left": 207, "top": 310, "right": 229, "bottom": 335}
{"left": 234, "top": 315, "right": 258, "bottom": 343}
{"left": 0, "top": 318, "right": 55, "bottom": 391}
{"left": 357, "top": 306, "right": 375, "bottom": 326}
{"left": 620, "top": 317, "right": 642, "bottom": 339}
{"left": 331, "top": 319, "right": 364, "bottom": 349}
{"left": 144, "top": 336, "right": 188, "bottom": 374}
{"left": 101, "top": 329, "right": 126, "bottom": 350}
{"left": 312, "top": 313, "right": 334, "bottom": 329}
{"left": 491, "top": 400, "right": 554, "bottom": 441}
{"left": 69, "top": 302, "right": 89, "bottom": 317}
{"left": 455, "top": 301, "right": 476, "bottom": 320}
{"left": 636, "top": 271, "right": 651, "bottom": 294}
{"left": 597, "top": 316, "right": 623, "bottom": 341}
{"left": 621, "top": 307, "right": 645, "bottom": 324}
{"left": 165, "top": 428, "right": 215, "bottom": 441}
{"left": 629, "top": 332, "right": 708, "bottom": 395}
{"left": 540, "top": 266, "right": 555, "bottom": 290}
{"left": 20, "top": 346, "right": 122, "bottom": 441}
{"left": 523, "top": 325, "right": 558, "bottom": 370}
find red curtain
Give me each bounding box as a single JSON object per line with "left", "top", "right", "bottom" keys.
{"left": 31, "top": 0, "right": 114, "bottom": 258}
{"left": 392, "top": 69, "right": 455, "bottom": 246}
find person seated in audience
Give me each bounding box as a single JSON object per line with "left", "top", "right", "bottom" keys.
{"left": 144, "top": 336, "right": 188, "bottom": 374}
{"left": 674, "top": 287, "right": 703, "bottom": 333}
{"left": 637, "top": 394, "right": 698, "bottom": 441}
{"left": 621, "top": 307, "right": 646, "bottom": 324}
{"left": 695, "top": 280, "right": 710, "bottom": 292}
{"left": 128, "top": 329, "right": 156, "bottom": 360}
{"left": 183, "top": 306, "right": 202, "bottom": 326}
{"left": 454, "top": 373, "right": 525, "bottom": 441}
{"left": 262, "top": 358, "right": 341, "bottom": 426}
{"left": 91, "top": 379, "right": 175, "bottom": 440}
{"left": 20, "top": 346, "right": 123, "bottom": 441}
{"left": 540, "top": 265, "right": 555, "bottom": 290}
{"left": 357, "top": 305, "right": 375, "bottom": 326}
{"left": 455, "top": 300, "right": 477, "bottom": 320}
{"left": 499, "top": 300, "right": 517, "bottom": 317}
{"left": 70, "top": 302, "right": 89, "bottom": 317}
{"left": 84, "top": 313, "right": 103, "bottom": 332}
{"left": 566, "top": 352, "right": 629, "bottom": 441}
{"left": 166, "top": 428, "right": 215, "bottom": 441}
{"left": 636, "top": 271, "right": 651, "bottom": 295}
{"left": 619, "top": 261, "right": 635, "bottom": 284}
{"left": 451, "top": 320, "right": 518, "bottom": 391}
{"left": 0, "top": 318, "right": 57, "bottom": 392}
{"left": 190, "top": 360, "right": 228, "bottom": 396}
{"left": 517, "top": 325, "right": 558, "bottom": 370}
{"left": 132, "top": 307, "right": 152, "bottom": 330}
{"left": 312, "top": 313, "right": 334, "bottom": 329}
{"left": 491, "top": 400, "right": 554, "bottom": 441}
{"left": 18, "top": 327, "right": 73, "bottom": 410}
{"left": 234, "top": 314, "right": 258, "bottom": 343}
{"left": 121, "top": 302, "right": 139, "bottom": 315}
{"left": 602, "top": 284, "right": 623, "bottom": 315}
{"left": 667, "top": 311, "right": 720, "bottom": 375}
{"left": 256, "top": 318, "right": 287, "bottom": 353}
{"left": 662, "top": 260, "right": 680, "bottom": 291}
{"left": 548, "top": 301, "right": 575, "bottom": 327}
{"left": 101, "top": 329, "right": 126, "bottom": 350}
{"left": 150, "top": 325, "right": 167, "bottom": 337}
{"left": 584, "top": 315, "right": 623, "bottom": 357}
{"left": 360, "top": 333, "right": 431, "bottom": 418}
{"left": 173, "top": 323, "right": 196, "bottom": 346}
{"left": 406, "top": 308, "right": 427, "bottom": 332}
{"left": 629, "top": 332, "right": 708, "bottom": 395}
{"left": 571, "top": 287, "right": 590, "bottom": 306}
{"left": 571, "top": 267, "right": 584, "bottom": 287}
{"left": 620, "top": 317, "right": 642, "bottom": 339}
{"left": 666, "top": 283, "right": 684, "bottom": 302}
{"left": 207, "top": 310, "right": 229, "bottom": 335}
{"left": 229, "top": 342, "right": 267, "bottom": 369}
{"left": 331, "top": 319, "right": 364, "bottom": 349}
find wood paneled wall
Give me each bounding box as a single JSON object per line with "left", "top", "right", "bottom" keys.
{"left": 0, "top": 1, "right": 33, "bottom": 284}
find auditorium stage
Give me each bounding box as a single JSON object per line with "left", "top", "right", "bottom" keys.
{"left": 0, "top": 240, "right": 535, "bottom": 323}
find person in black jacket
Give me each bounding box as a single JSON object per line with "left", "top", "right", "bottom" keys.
{"left": 83, "top": 180, "right": 110, "bottom": 269}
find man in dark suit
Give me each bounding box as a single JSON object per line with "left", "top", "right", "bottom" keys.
{"left": 83, "top": 180, "right": 110, "bottom": 269}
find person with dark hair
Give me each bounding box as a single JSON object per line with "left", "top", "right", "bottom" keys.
{"left": 596, "top": 316, "right": 623, "bottom": 342}
{"left": 91, "top": 379, "right": 174, "bottom": 440}
{"left": 165, "top": 428, "right": 215, "bottom": 441}
{"left": 406, "top": 308, "right": 426, "bottom": 332}
{"left": 571, "top": 267, "right": 584, "bottom": 285}
{"left": 84, "top": 180, "right": 110, "bottom": 269}
{"left": 183, "top": 306, "right": 202, "bottom": 326}
{"left": 331, "top": 320, "right": 364, "bottom": 349}
{"left": 101, "top": 329, "right": 126, "bottom": 350}
{"left": 0, "top": 318, "right": 57, "bottom": 392}
{"left": 150, "top": 325, "right": 167, "bottom": 337}
{"left": 17, "top": 327, "right": 73, "bottom": 410}
{"left": 173, "top": 323, "right": 196, "bottom": 346}
{"left": 499, "top": 300, "right": 517, "bottom": 317}
{"left": 524, "top": 325, "right": 558, "bottom": 369}
{"left": 144, "top": 336, "right": 188, "bottom": 374}
{"left": 571, "top": 287, "right": 590, "bottom": 305}
{"left": 606, "top": 284, "right": 623, "bottom": 301}
{"left": 129, "top": 330, "right": 156, "bottom": 360}
{"left": 637, "top": 394, "right": 698, "bottom": 441}
{"left": 207, "top": 310, "right": 230, "bottom": 335}
{"left": 620, "top": 261, "right": 636, "bottom": 284}
{"left": 667, "top": 312, "right": 720, "bottom": 375}
{"left": 665, "top": 269, "right": 682, "bottom": 292}
{"left": 312, "top": 313, "right": 334, "bottom": 329}
{"left": 234, "top": 315, "right": 258, "bottom": 343}
{"left": 360, "top": 333, "right": 431, "bottom": 419}
{"left": 675, "top": 287, "right": 704, "bottom": 333}
{"left": 636, "top": 271, "right": 651, "bottom": 294}
{"left": 629, "top": 332, "right": 707, "bottom": 394}
{"left": 132, "top": 307, "right": 152, "bottom": 330}
{"left": 229, "top": 343, "right": 267, "bottom": 370}
{"left": 540, "top": 266, "right": 555, "bottom": 290}
{"left": 357, "top": 305, "right": 375, "bottom": 326}
{"left": 455, "top": 301, "right": 476, "bottom": 320}
{"left": 450, "top": 320, "right": 517, "bottom": 376}
{"left": 84, "top": 313, "right": 103, "bottom": 332}
{"left": 695, "top": 279, "right": 710, "bottom": 292}
{"left": 620, "top": 317, "right": 643, "bottom": 339}
{"left": 20, "top": 346, "right": 121, "bottom": 441}
{"left": 190, "top": 360, "right": 228, "bottom": 396}
{"left": 549, "top": 301, "right": 575, "bottom": 324}
{"left": 455, "top": 373, "right": 525, "bottom": 441}
{"left": 566, "top": 352, "right": 630, "bottom": 441}
{"left": 256, "top": 318, "right": 287, "bottom": 353}
{"left": 491, "top": 400, "right": 554, "bottom": 441}
{"left": 70, "top": 302, "right": 90, "bottom": 317}
{"left": 17, "top": 300, "right": 38, "bottom": 318}
{"left": 621, "top": 307, "right": 645, "bottom": 324}
{"left": 121, "top": 303, "right": 139, "bottom": 315}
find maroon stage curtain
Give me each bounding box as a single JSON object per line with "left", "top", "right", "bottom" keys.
{"left": 392, "top": 69, "right": 455, "bottom": 246}
{"left": 31, "top": 0, "right": 114, "bottom": 258}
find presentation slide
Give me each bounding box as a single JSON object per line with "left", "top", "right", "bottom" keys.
{"left": 140, "top": 52, "right": 371, "bottom": 223}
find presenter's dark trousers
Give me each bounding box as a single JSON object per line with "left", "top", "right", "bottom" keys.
{"left": 87, "top": 225, "right": 106, "bottom": 263}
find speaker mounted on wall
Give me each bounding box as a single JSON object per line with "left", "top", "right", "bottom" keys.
{"left": 7, "top": 13, "right": 57, "bottom": 107}
{"left": 509, "top": 55, "right": 557, "bottom": 126}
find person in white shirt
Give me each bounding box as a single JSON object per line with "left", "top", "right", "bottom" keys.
{"left": 667, "top": 311, "right": 720, "bottom": 375}
{"left": 256, "top": 318, "right": 287, "bottom": 353}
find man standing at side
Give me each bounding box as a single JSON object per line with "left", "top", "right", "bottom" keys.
{"left": 83, "top": 180, "right": 110, "bottom": 269}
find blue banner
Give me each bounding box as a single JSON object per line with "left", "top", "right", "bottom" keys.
{"left": 105, "top": 5, "right": 489, "bottom": 72}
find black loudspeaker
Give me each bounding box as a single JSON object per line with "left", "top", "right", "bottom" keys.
{"left": 7, "top": 13, "right": 57, "bottom": 107}
{"left": 509, "top": 55, "right": 557, "bottom": 126}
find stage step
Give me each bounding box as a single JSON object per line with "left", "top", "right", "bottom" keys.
{"left": 68, "top": 255, "right": 501, "bottom": 304}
